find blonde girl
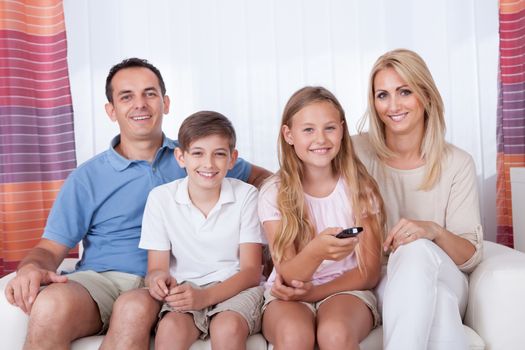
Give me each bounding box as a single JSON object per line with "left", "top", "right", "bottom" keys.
{"left": 258, "top": 86, "right": 385, "bottom": 349}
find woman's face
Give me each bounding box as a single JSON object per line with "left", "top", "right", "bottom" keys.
{"left": 373, "top": 67, "right": 425, "bottom": 138}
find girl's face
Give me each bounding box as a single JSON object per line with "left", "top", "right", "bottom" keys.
{"left": 373, "top": 67, "right": 425, "bottom": 138}
{"left": 282, "top": 101, "right": 344, "bottom": 172}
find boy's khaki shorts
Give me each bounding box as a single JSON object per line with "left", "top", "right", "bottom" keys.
{"left": 159, "top": 282, "right": 264, "bottom": 339}
{"left": 262, "top": 287, "right": 381, "bottom": 327}
{"left": 66, "top": 270, "right": 144, "bottom": 332}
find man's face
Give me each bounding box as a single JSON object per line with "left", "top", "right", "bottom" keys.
{"left": 105, "top": 67, "right": 170, "bottom": 143}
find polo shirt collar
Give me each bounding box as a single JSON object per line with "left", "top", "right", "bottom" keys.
{"left": 175, "top": 177, "right": 236, "bottom": 206}
{"left": 107, "top": 134, "right": 176, "bottom": 172}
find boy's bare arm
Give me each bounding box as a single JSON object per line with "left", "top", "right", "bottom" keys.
{"left": 145, "top": 250, "right": 174, "bottom": 301}
{"left": 164, "top": 244, "right": 262, "bottom": 311}
{"left": 197, "top": 243, "right": 262, "bottom": 308}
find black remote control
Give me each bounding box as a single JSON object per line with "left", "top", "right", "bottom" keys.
{"left": 335, "top": 227, "right": 363, "bottom": 238}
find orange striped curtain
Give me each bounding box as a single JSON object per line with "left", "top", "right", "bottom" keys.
{"left": 0, "top": 0, "right": 77, "bottom": 277}
{"left": 496, "top": 0, "right": 525, "bottom": 247}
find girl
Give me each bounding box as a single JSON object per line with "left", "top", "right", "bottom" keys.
{"left": 258, "top": 86, "right": 385, "bottom": 349}
{"left": 354, "top": 48, "right": 483, "bottom": 349}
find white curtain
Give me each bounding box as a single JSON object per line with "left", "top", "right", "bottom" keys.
{"left": 63, "top": 0, "right": 499, "bottom": 241}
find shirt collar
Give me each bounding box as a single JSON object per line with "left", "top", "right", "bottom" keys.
{"left": 107, "top": 134, "right": 176, "bottom": 172}
{"left": 175, "top": 177, "right": 235, "bottom": 206}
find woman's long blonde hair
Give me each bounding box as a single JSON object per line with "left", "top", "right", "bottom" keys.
{"left": 273, "top": 86, "right": 385, "bottom": 271}
{"left": 358, "top": 48, "right": 447, "bottom": 190}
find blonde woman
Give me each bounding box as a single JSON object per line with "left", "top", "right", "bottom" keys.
{"left": 353, "top": 49, "right": 483, "bottom": 349}
{"left": 259, "top": 86, "right": 385, "bottom": 349}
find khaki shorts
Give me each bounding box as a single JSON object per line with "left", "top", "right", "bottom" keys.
{"left": 160, "top": 282, "right": 264, "bottom": 339}
{"left": 262, "top": 288, "right": 381, "bottom": 327}
{"left": 66, "top": 270, "right": 144, "bottom": 332}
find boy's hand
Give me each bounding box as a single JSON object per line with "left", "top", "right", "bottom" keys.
{"left": 147, "top": 271, "right": 177, "bottom": 301}
{"left": 165, "top": 284, "right": 209, "bottom": 311}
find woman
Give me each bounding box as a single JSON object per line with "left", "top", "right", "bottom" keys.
{"left": 352, "top": 48, "right": 483, "bottom": 349}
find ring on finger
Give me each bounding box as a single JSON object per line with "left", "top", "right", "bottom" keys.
{"left": 405, "top": 231, "right": 411, "bottom": 238}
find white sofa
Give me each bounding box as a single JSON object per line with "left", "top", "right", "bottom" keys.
{"left": 1, "top": 241, "right": 525, "bottom": 350}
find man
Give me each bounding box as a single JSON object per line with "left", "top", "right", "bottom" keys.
{"left": 4, "top": 58, "right": 270, "bottom": 349}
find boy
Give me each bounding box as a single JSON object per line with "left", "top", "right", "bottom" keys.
{"left": 139, "top": 111, "right": 264, "bottom": 350}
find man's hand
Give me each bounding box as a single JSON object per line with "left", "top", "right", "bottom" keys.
{"left": 4, "top": 265, "right": 67, "bottom": 314}
{"left": 165, "top": 284, "right": 209, "bottom": 311}
{"left": 270, "top": 273, "right": 313, "bottom": 301}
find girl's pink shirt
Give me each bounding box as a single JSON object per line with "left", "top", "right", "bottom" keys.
{"left": 258, "top": 176, "right": 358, "bottom": 288}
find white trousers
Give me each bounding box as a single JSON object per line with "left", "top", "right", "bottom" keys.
{"left": 376, "top": 239, "right": 469, "bottom": 350}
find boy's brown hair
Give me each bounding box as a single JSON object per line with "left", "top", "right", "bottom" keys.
{"left": 178, "top": 111, "right": 237, "bottom": 152}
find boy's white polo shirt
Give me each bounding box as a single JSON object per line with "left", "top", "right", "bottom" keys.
{"left": 139, "top": 177, "right": 263, "bottom": 285}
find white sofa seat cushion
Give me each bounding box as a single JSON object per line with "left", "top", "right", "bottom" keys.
{"left": 4, "top": 240, "right": 525, "bottom": 349}
{"left": 70, "top": 334, "right": 268, "bottom": 350}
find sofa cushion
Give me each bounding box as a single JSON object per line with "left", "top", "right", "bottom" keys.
{"left": 265, "top": 325, "right": 484, "bottom": 350}
{"left": 70, "top": 334, "right": 268, "bottom": 350}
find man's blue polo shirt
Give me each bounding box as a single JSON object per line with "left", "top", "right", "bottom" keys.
{"left": 42, "top": 135, "right": 251, "bottom": 277}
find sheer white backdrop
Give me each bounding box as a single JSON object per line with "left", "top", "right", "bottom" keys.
{"left": 63, "top": 0, "right": 499, "bottom": 241}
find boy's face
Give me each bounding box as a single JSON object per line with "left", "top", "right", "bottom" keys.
{"left": 105, "top": 67, "right": 169, "bottom": 144}
{"left": 175, "top": 134, "right": 238, "bottom": 192}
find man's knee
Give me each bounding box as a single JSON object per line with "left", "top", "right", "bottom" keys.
{"left": 27, "top": 282, "right": 101, "bottom": 345}
{"left": 101, "top": 290, "right": 158, "bottom": 350}
{"left": 112, "top": 289, "right": 160, "bottom": 323}
{"left": 30, "top": 283, "right": 79, "bottom": 324}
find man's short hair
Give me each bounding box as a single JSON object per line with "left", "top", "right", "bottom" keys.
{"left": 178, "top": 111, "right": 237, "bottom": 152}
{"left": 105, "top": 58, "right": 166, "bottom": 103}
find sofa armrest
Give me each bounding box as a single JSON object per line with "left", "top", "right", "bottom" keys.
{"left": 0, "top": 258, "right": 80, "bottom": 349}
{"left": 0, "top": 271, "right": 30, "bottom": 349}
{"left": 465, "top": 240, "right": 525, "bottom": 350}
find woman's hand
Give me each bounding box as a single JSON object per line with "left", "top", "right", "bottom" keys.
{"left": 384, "top": 218, "right": 444, "bottom": 252}
{"left": 311, "top": 227, "right": 359, "bottom": 261}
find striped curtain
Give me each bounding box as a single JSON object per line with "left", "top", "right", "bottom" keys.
{"left": 0, "top": 0, "right": 77, "bottom": 277}
{"left": 496, "top": 0, "right": 525, "bottom": 247}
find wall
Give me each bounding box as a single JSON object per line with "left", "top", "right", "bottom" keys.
{"left": 63, "top": 0, "right": 499, "bottom": 241}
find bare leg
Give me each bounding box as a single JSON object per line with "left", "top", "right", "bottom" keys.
{"left": 24, "top": 281, "right": 102, "bottom": 350}
{"left": 209, "top": 311, "right": 249, "bottom": 350}
{"left": 262, "top": 300, "right": 315, "bottom": 350}
{"left": 316, "top": 294, "right": 373, "bottom": 350}
{"left": 155, "top": 311, "right": 200, "bottom": 350}
{"left": 101, "top": 289, "right": 160, "bottom": 350}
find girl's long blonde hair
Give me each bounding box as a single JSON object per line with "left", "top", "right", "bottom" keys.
{"left": 273, "top": 86, "right": 385, "bottom": 271}
{"left": 358, "top": 48, "right": 447, "bottom": 190}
